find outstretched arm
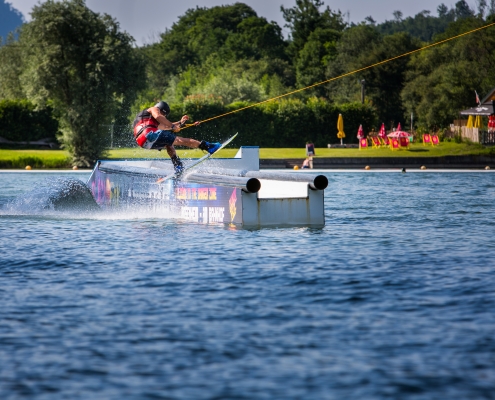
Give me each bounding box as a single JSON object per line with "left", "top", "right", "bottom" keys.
{"left": 149, "top": 107, "right": 200, "bottom": 130}
{"left": 147, "top": 107, "right": 177, "bottom": 131}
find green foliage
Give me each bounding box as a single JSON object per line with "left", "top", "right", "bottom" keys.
{"left": 375, "top": 1, "right": 477, "bottom": 41}
{"left": 182, "top": 94, "right": 225, "bottom": 120}
{"left": 327, "top": 27, "right": 418, "bottom": 126}
{"left": 455, "top": 0, "right": 475, "bottom": 19}
{"left": 295, "top": 27, "right": 341, "bottom": 94}
{"left": 281, "top": 0, "right": 346, "bottom": 60}
{"left": 0, "top": 99, "right": 58, "bottom": 142}
{"left": 326, "top": 24, "right": 381, "bottom": 104}
{"left": 402, "top": 16, "right": 495, "bottom": 129}
{"left": 376, "top": 8, "right": 454, "bottom": 41}
{"left": 20, "top": 0, "right": 145, "bottom": 167}
{"left": 2, "top": 0, "right": 495, "bottom": 153}
{"left": 0, "top": 34, "right": 25, "bottom": 100}
{"left": 198, "top": 72, "right": 265, "bottom": 104}
{"left": 141, "top": 3, "right": 288, "bottom": 97}
{"left": 173, "top": 97, "right": 377, "bottom": 147}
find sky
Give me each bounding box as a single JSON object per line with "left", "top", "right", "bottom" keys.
{"left": 6, "top": 0, "right": 469, "bottom": 45}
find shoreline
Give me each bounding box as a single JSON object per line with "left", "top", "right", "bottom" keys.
{"left": 260, "top": 155, "right": 495, "bottom": 169}
{"left": 1, "top": 155, "right": 494, "bottom": 171}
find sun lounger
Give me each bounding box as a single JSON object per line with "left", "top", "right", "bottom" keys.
{"left": 431, "top": 135, "right": 439, "bottom": 145}
{"left": 423, "top": 134, "right": 432, "bottom": 145}
{"left": 399, "top": 137, "right": 409, "bottom": 149}
{"left": 359, "top": 138, "right": 368, "bottom": 149}
{"left": 371, "top": 136, "right": 381, "bottom": 148}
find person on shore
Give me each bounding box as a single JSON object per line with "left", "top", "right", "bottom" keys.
{"left": 301, "top": 158, "right": 310, "bottom": 169}
{"left": 132, "top": 101, "right": 221, "bottom": 173}
{"left": 305, "top": 142, "right": 315, "bottom": 156}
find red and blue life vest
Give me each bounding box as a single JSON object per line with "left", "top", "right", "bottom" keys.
{"left": 133, "top": 110, "right": 159, "bottom": 147}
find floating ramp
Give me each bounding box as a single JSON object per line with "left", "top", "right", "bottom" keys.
{"left": 87, "top": 147, "right": 327, "bottom": 227}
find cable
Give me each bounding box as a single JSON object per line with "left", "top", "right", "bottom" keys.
{"left": 180, "top": 21, "right": 495, "bottom": 130}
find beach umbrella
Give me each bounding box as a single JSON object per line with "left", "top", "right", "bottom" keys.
{"left": 337, "top": 114, "right": 345, "bottom": 145}
{"left": 357, "top": 124, "right": 364, "bottom": 139}
{"left": 387, "top": 131, "right": 410, "bottom": 138}
{"left": 387, "top": 122, "right": 410, "bottom": 138}
{"left": 378, "top": 123, "right": 386, "bottom": 138}
{"left": 466, "top": 115, "right": 474, "bottom": 128}
{"left": 474, "top": 115, "right": 482, "bottom": 128}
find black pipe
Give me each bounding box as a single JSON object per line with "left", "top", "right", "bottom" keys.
{"left": 312, "top": 174, "right": 329, "bottom": 190}
{"left": 246, "top": 178, "right": 261, "bottom": 193}
{"left": 198, "top": 168, "right": 329, "bottom": 190}
{"left": 244, "top": 171, "right": 328, "bottom": 190}
{"left": 185, "top": 173, "right": 261, "bottom": 193}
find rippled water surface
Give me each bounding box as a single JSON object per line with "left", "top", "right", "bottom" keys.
{"left": 1, "top": 171, "right": 495, "bottom": 399}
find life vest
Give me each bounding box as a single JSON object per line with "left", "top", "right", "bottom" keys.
{"left": 133, "top": 110, "right": 159, "bottom": 147}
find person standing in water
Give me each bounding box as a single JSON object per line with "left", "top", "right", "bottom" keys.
{"left": 132, "top": 101, "right": 221, "bottom": 173}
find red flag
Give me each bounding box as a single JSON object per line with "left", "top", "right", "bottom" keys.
{"left": 475, "top": 90, "right": 480, "bottom": 105}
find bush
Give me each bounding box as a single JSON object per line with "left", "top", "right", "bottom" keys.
{"left": 171, "top": 96, "right": 378, "bottom": 147}
{"left": 0, "top": 99, "right": 59, "bottom": 143}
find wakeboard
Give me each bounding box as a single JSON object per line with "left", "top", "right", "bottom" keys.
{"left": 156, "top": 132, "right": 238, "bottom": 184}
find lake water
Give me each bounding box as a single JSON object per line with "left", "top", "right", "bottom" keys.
{"left": 1, "top": 170, "right": 495, "bottom": 399}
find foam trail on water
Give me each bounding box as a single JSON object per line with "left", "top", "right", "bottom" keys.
{"left": 3, "top": 177, "right": 100, "bottom": 216}
{"left": 1, "top": 177, "right": 185, "bottom": 222}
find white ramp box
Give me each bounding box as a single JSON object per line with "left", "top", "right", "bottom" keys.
{"left": 87, "top": 146, "right": 327, "bottom": 227}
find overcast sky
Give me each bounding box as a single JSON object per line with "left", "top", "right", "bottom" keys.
{"left": 8, "top": 0, "right": 466, "bottom": 45}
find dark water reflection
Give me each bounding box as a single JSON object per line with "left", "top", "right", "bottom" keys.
{"left": 1, "top": 171, "right": 494, "bottom": 399}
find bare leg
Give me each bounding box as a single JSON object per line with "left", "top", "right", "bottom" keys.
{"left": 165, "top": 145, "right": 177, "bottom": 158}
{"left": 173, "top": 136, "right": 201, "bottom": 148}
{"left": 165, "top": 145, "right": 183, "bottom": 172}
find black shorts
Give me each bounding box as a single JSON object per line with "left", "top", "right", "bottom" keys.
{"left": 142, "top": 130, "right": 177, "bottom": 150}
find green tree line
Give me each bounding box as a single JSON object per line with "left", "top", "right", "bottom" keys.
{"left": 1, "top": 0, "right": 495, "bottom": 165}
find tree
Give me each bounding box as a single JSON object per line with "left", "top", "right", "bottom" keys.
{"left": 393, "top": 10, "right": 404, "bottom": 22}
{"left": 438, "top": 4, "right": 450, "bottom": 18}
{"left": 224, "top": 16, "right": 286, "bottom": 61}
{"left": 489, "top": 0, "right": 495, "bottom": 16}
{"left": 160, "top": 57, "right": 292, "bottom": 106}
{"left": 376, "top": 8, "right": 454, "bottom": 42}
{"left": 20, "top": 0, "right": 144, "bottom": 166}
{"left": 455, "top": 0, "right": 475, "bottom": 19}
{"left": 0, "top": 34, "right": 25, "bottom": 99}
{"left": 402, "top": 17, "right": 495, "bottom": 129}
{"left": 327, "top": 26, "right": 418, "bottom": 126}
{"left": 295, "top": 27, "right": 341, "bottom": 94}
{"left": 281, "top": 0, "right": 345, "bottom": 60}
{"left": 140, "top": 4, "right": 289, "bottom": 105}
{"left": 364, "top": 16, "right": 376, "bottom": 25}
{"left": 476, "top": 0, "right": 488, "bottom": 17}
{"left": 326, "top": 24, "right": 381, "bottom": 104}
{"left": 0, "top": 99, "right": 58, "bottom": 143}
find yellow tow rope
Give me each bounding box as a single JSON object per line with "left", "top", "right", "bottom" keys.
{"left": 180, "top": 21, "right": 495, "bottom": 130}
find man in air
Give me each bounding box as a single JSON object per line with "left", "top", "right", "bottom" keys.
{"left": 132, "top": 101, "right": 221, "bottom": 173}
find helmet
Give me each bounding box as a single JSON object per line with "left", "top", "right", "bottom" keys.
{"left": 154, "top": 101, "right": 170, "bottom": 117}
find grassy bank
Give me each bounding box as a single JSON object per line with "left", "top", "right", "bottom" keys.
{"left": 106, "top": 142, "right": 495, "bottom": 159}
{"left": 0, "top": 149, "right": 72, "bottom": 169}
{"left": 1, "top": 142, "right": 494, "bottom": 169}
